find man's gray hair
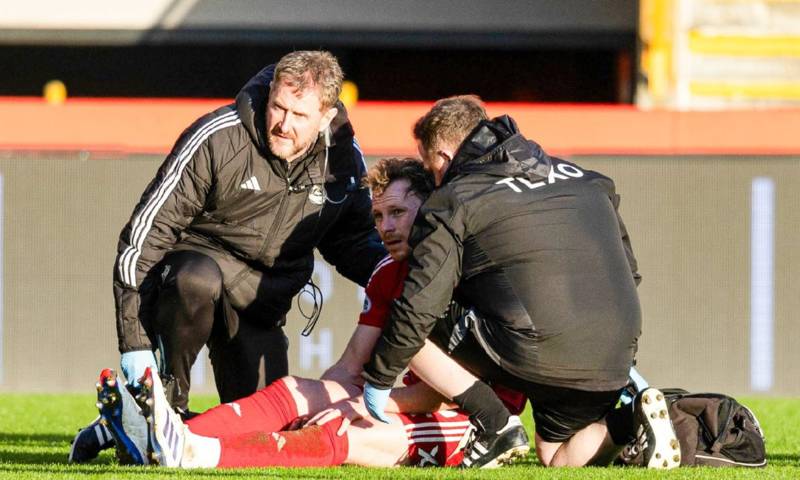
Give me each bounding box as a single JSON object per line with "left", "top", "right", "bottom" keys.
{"left": 274, "top": 50, "right": 344, "bottom": 110}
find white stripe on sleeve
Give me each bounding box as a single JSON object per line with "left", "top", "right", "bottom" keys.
{"left": 118, "top": 111, "right": 240, "bottom": 287}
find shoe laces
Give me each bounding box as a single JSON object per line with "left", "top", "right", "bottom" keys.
{"left": 622, "top": 440, "right": 641, "bottom": 461}
{"left": 634, "top": 426, "right": 649, "bottom": 451}
{"left": 461, "top": 426, "right": 483, "bottom": 458}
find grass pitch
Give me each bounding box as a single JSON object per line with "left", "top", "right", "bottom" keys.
{"left": 0, "top": 393, "right": 798, "bottom": 479}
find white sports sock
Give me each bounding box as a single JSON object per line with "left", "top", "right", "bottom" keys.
{"left": 179, "top": 427, "right": 221, "bottom": 468}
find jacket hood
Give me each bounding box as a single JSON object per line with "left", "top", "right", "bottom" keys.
{"left": 443, "top": 115, "right": 552, "bottom": 184}
{"left": 236, "top": 65, "right": 274, "bottom": 154}
{"left": 234, "top": 65, "right": 357, "bottom": 178}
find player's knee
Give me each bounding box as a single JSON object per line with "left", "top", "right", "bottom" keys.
{"left": 534, "top": 435, "right": 559, "bottom": 467}
{"left": 280, "top": 375, "right": 299, "bottom": 391}
{"left": 280, "top": 376, "right": 309, "bottom": 404}
{"left": 536, "top": 447, "right": 554, "bottom": 467}
{"left": 169, "top": 253, "right": 223, "bottom": 300}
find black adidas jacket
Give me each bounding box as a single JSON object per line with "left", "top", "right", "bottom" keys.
{"left": 114, "top": 65, "right": 385, "bottom": 353}
{"left": 363, "top": 116, "right": 641, "bottom": 391}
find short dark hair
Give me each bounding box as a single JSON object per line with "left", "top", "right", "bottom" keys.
{"left": 413, "top": 95, "right": 488, "bottom": 157}
{"left": 364, "top": 157, "right": 435, "bottom": 199}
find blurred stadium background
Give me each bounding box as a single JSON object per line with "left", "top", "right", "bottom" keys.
{"left": 0, "top": 0, "right": 798, "bottom": 397}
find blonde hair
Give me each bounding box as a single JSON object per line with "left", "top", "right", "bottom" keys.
{"left": 413, "top": 95, "right": 488, "bottom": 157}
{"left": 273, "top": 50, "right": 344, "bottom": 110}
{"left": 364, "top": 157, "right": 434, "bottom": 199}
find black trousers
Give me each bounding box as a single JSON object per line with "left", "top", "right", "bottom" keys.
{"left": 429, "top": 315, "right": 622, "bottom": 443}
{"left": 152, "top": 250, "right": 289, "bottom": 411}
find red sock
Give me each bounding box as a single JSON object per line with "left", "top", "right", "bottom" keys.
{"left": 186, "top": 378, "right": 298, "bottom": 437}
{"left": 216, "top": 418, "right": 349, "bottom": 468}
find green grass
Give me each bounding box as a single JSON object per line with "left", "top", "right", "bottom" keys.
{"left": 0, "top": 394, "right": 798, "bottom": 479}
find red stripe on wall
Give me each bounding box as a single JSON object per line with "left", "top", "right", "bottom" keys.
{"left": 3, "top": 97, "right": 799, "bottom": 156}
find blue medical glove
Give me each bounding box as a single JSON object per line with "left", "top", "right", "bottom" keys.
{"left": 363, "top": 382, "right": 392, "bottom": 423}
{"left": 120, "top": 350, "right": 158, "bottom": 388}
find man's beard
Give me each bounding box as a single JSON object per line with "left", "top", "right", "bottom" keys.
{"left": 267, "top": 128, "right": 316, "bottom": 162}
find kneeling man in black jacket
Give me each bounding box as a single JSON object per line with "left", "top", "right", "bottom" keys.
{"left": 362, "top": 96, "right": 679, "bottom": 469}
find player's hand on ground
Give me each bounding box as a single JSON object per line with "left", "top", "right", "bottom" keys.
{"left": 307, "top": 398, "right": 368, "bottom": 436}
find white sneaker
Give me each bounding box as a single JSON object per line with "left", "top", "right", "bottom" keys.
{"left": 139, "top": 367, "right": 185, "bottom": 467}
{"left": 634, "top": 388, "right": 681, "bottom": 469}
{"left": 95, "top": 368, "right": 149, "bottom": 465}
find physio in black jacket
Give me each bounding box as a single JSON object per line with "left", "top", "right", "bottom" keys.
{"left": 362, "top": 96, "right": 676, "bottom": 468}
{"left": 113, "top": 51, "right": 385, "bottom": 412}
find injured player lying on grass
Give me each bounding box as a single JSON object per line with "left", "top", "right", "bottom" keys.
{"left": 97, "top": 364, "right": 524, "bottom": 468}
{"left": 90, "top": 157, "right": 528, "bottom": 468}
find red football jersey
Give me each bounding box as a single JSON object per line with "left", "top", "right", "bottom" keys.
{"left": 361, "top": 255, "right": 527, "bottom": 415}
{"left": 359, "top": 255, "right": 408, "bottom": 328}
